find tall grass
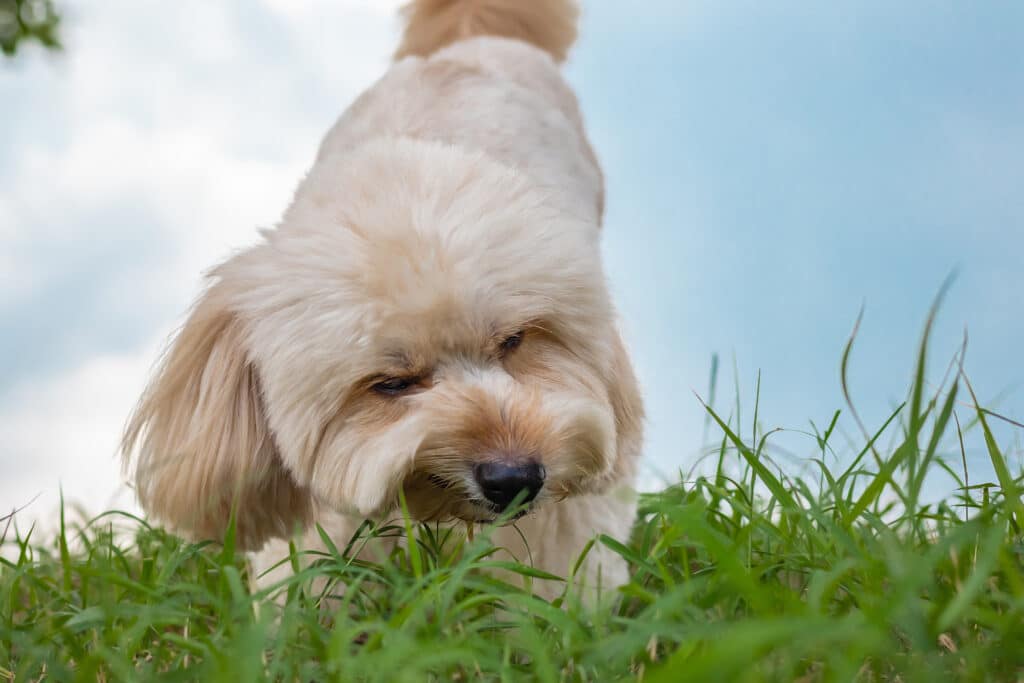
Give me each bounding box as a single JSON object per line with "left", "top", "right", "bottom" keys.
{"left": 2, "top": 305, "right": 1023, "bottom": 681}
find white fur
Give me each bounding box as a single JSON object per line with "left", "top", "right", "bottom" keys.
{"left": 124, "top": 2, "right": 643, "bottom": 603}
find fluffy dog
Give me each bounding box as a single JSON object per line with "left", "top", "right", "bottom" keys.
{"left": 122, "top": 0, "right": 643, "bottom": 599}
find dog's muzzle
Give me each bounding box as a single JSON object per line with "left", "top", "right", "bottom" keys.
{"left": 473, "top": 460, "right": 545, "bottom": 511}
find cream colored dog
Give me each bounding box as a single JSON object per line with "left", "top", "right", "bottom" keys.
{"left": 122, "top": 0, "right": 643, "bottom": 599}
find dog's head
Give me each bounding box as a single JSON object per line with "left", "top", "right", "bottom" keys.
{"left": 123, "top": 139, "right": 642, "bottom": 549}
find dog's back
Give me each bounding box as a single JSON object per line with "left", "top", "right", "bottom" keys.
{"left": 314, "top": 0, "right": 604, "bottom": 222}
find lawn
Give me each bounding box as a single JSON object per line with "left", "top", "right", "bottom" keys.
{"left": 3, "top": 298, "right": 1023, "bottom": 681}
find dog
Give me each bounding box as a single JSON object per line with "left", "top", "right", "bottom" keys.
{"left": 122, "top": 0, "right": 643, "bottom": 601}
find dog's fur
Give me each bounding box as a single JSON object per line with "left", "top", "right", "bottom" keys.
{"left": 122, "top": 0, "right": 643, "bottom": 599}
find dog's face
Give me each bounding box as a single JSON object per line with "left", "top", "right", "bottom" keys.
{"left": 123, "top": 140, "right": 642, "bottom": 548}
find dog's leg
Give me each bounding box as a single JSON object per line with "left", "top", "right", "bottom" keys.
{"left": 249, "top": 508, "right": 395, "bottom": 612}
{"left": 489, "top": 489, "right": 636, "bottom": 603}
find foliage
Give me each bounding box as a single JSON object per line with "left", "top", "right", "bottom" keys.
{"left": 2, "top": 303, "right": 1023, "bottom": 681}
{"left": 0, "top": 0, "right": 60, "bottom": 57}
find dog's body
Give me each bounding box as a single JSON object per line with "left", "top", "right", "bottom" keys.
{"left": 123, "top": 0, "right": 643, "bottom": 600}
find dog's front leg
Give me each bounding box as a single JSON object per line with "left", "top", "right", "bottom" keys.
{"left": 250, "top": 507, "right": 397, "bottom": 612}
{"left": 489, "top": 489, "right": 637, "bottom": 603}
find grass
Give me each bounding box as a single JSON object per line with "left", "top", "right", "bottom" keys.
{"left": 2, "top": 302, "right": 1023, "bottom": 682}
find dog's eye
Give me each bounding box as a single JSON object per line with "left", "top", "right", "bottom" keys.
{"left": 372, "top": 377, "right": 416, "bottom": 396}
{"left": 500, "top": 331, "right": 524, "bottom": 353}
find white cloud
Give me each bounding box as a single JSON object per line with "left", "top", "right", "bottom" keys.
{"left": 0, "top": 343, "right": 154, "bottom": 528}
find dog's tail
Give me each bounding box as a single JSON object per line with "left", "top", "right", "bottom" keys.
{"left": 394, "top": 0, "right": 579, "bottom": 63}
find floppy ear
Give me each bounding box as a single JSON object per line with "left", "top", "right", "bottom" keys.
{"left": 122, "top": 280, "right": 311, "bottom": 550}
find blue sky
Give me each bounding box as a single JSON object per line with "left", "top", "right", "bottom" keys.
{"left": 2, "top": 1, "right": 1021, "bottom": 521}
{"left": 572, "top": 1, "right": 1023, "bottom": 486}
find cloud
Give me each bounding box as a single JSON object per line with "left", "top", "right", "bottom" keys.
{"left": 0, "top": 343, "right": 153, "bottom": 527}
{"left": 2, "top": 0, "right": 405, "bottom": 323}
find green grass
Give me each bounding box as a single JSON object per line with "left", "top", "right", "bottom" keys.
{"left": 3, "top": 305, "right": 1023, "bottom": 682}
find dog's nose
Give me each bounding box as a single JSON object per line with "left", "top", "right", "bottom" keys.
{"left": 474, "top": 461, "right": 545, "bottom": 510}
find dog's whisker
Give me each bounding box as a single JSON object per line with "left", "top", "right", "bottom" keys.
{"left": 426, "top": 474, "right": 452, "bottom": 489}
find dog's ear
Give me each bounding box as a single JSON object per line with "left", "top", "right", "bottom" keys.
{"left": 606, "top": 331, "right": 644, "bottom": 481}
{"left": 122, "top": 279, "right": 311, "bottom": 550}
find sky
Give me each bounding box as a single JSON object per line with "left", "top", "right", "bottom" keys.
{"left": 2, "top": 1, "right": 1022, "bottom": 528}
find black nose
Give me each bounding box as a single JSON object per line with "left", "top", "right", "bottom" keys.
{"left": 473, "top": 461, "right": 545, "bottom": 510}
